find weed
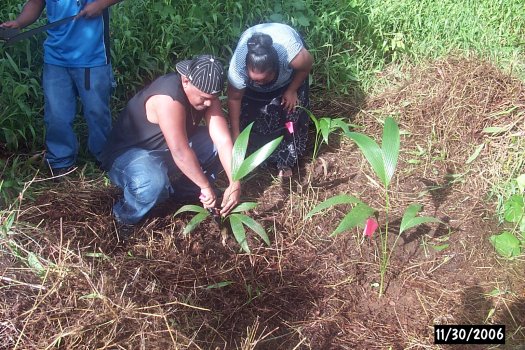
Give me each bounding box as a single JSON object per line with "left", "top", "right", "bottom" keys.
{"left": 489, "top": 175, "right": 525, "bottom": 258}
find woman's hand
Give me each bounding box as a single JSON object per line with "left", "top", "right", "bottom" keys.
{"left": 281, "top": 89, "right": 298, "bottom": 113}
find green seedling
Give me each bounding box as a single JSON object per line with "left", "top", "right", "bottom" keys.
{"left": 489, "top": 175, "right": 525, "bottom": 259}
{"left": 300, "top": 107, "right": 355, "bottom": 160}
{"left": 175, "top": 122, "right": 281, "bottom": 253}
{"left": 306, "top": 117, "right": 440, "bottom": 296}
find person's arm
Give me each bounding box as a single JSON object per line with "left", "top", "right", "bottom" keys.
{"left": 146, "top": 94, "right": 218, "bottom": 209}
{"left": 0, "top": 0, "right": 45, "bottom": 29}
{"left": 77, "top": 0, "right": 122, "bottom": 19}
{"left": 205, "top": 99, "right": 241, "bottom": 216}
{"left": 227, "top": 84, "right": 245, "bottom": 141}
{"left": 281, "top": 47, "right": 314, "bottom": 112}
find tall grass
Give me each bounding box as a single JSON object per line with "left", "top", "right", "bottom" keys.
{"left": 367, "top": 0, "right": 525, "bottom": 78}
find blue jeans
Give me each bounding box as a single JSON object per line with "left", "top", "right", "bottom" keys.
{"left": 43, "top": 63, "right": 114, "bottom": 169}
{"left": 108, "top": 127, "right": 219, "bottom": 225}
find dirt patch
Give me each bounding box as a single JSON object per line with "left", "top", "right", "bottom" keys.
{"left": 2, "top": 57, "right": 525, "bottom": 349}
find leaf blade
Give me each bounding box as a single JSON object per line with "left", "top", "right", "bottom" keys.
{"left": 305, "top": 194, "right": 362, "bottom": 220}
{"left": 236, "top": 213, "right": 270, "bottom": 246}
{"left": 183, "top": 212, "right": 209, "bottom": 235}
{"left": 331, "top": 203, "right": 376, "bottom": 237}
{"left": 231, "top": 122, "right": 252, "bottom": 178}
{"left": 346, "top": 131, "right": 387, "bottom": 186}
{"left": 400, "top": 203, "right": 441, "bottom": 234}
{"left": 229, "top": 214, "right": 250, "bottom": 253}
{"left": 233, "top": 136, "right": 283, "bottom": 181}
{"left": 381, "top": 117, "right": 400, "bottom": 185}
{"left": 230, "top": 202, "right": 258, "bottom": 213}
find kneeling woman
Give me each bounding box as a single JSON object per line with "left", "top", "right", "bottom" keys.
{"left": 227, "top": 23, "right": 313, "bottom": 177}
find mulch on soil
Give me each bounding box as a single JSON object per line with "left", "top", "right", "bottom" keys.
{"left": 1, "top": 57, "right": 524, "bottom": 349}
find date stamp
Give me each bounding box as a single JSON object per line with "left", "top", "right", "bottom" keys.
{"left": 434, "top": 325, "right": 505, "bottom": 344}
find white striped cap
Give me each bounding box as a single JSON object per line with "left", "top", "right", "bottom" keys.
{"left": 176, "top": 55, "right": 224, "bottom": 94}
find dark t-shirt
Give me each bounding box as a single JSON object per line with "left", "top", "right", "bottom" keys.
{"left": 100, "top": 73, "right": 204, "bottom": 170}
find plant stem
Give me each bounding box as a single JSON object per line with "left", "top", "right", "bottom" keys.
{"left": 379, "top": 189, "right": 390, "bottom": 297}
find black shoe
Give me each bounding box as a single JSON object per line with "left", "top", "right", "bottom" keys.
{"left": 116, "top": 222, "right": 135, "bottom": 241}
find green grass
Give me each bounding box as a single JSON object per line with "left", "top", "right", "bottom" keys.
{"left": 366, "top": 0, "right": 525, "bottom": 78}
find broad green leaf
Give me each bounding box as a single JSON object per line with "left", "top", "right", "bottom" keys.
{"left": 235, "top": 213, "right": 270, "bottom": 245}
{"left": 400, "top": 204, "right": 441, "bottom": 234}
{"left": 503, "top": 195, "right": 524, "bottom": 223}
{"left": 381, "top": 117, "right": 400, "bottom": 185}
{"left": 331, "top": 203, "right": 375, "bottom": 237}
{"left": 183, "top": 212, "right": 209, "bottom": 235}
{"left": 174, "top": 205, "right": 208, "bottom": 216}
{"left": 303, "top": 107, "right": 319, "bottom": 130}
{"left": 233, "top": 136, "right": 283, "bottom": 181}
{"left": 229, "top": 214, "right": 250, "bottom": 253}
{"left": 319, "top": 118, "right": 331, "bottom": 144}
{"left": 230, "top": 202, "right": 258, "bottom": 213}
{"left": 305, "top": 194, "right": 362, "bottom": 220}
{"left": 205, "top": 281, "right": 233, "bottom": 289}
{"left": 231, "top": 122, "right": 252, "bottom": 178}
{"left": 466, "top": 143, "right": 485, "bottom": 164}
{"left": 346, "top": 131, "right": 387, "bottom": 186}
{"left": 331, "top": 118, "right": 351, "bottom": 134}
{"left": 27, "top": 252, "right": 46, "bottom": 277}
{"left": 489, "top": 232, "right": 522, "bottom": 258}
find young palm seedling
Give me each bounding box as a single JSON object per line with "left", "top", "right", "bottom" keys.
{"left": 175, "top": 122, "right": 282, "bottom": 253}
{"left": 306, "top": 117, "right": 441, "bottom": 296}
{"left": 300, "top": 107, "right": 355, "bottom": 160}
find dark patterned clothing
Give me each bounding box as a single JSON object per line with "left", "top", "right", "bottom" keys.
{"left": 240, "top": 79, "right": 309, "bottom": 169}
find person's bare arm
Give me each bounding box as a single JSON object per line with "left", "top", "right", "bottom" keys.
{"left": 227, "top": 84, "right": 245, "bottom": 141}
{"left": 282, "top": 47, "right": 313, "bottom": 112}
{"left": 205, "top": 99, "right": 241, "bottom": 215}
{"left": 146, "top": 94, "right": 217, "bottom": 208}
{"left": 77, "top": 0, "right": 123, "bottom": 18}
{"left": 1, "top": 0, "right": 45, "bottom": 29}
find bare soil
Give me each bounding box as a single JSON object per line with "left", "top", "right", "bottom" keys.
{"left": 1, "top": 57, "right": 524, "bottom": 349}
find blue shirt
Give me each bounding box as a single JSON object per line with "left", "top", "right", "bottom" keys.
{"left": 228, "top": 23, "right": 304, "bottom": 92}
{"left": 44, "top": 0, "right": 110, "bottom": 67}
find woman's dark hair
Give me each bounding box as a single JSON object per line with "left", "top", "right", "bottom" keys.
{"left": 246, "top": 33, "right": 279, "bottom": 73}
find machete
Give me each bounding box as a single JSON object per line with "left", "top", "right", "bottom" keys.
{"left": 0, "top": 15, "right": 77, "bottom": 46}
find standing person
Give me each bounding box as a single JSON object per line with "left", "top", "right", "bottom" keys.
{"left": 1, "top": 0, "right": 121, "bottom": 176}
{"left": 99, "top": 55, "right": 241, "bottom": 238}
{"left": 227, "top": 23, "right": 313, "bottom": 178}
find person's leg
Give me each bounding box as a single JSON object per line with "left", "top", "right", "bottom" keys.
{"left": 171, "top": 127, "right": 219, "bottom": 201}
{"left": 73, "top": 64, "right": 114, "bottom": 162}
{"left": 43, "top": 64, "right": 79, "bottom": 170}
{"left": 109, "top": 149, "right": 172, "bottom": 225}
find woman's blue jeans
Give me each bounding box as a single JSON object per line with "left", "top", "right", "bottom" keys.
{"left": 108, "top": 127, "right": 219, "bottom": 225}
{"left": 43, "top": 63, "right": 114, "bottom": 169}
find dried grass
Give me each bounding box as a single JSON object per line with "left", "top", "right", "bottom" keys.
{"left": 2, "top": 57, "right": 525, "bottom": 349}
